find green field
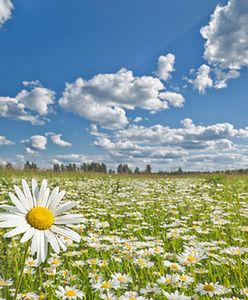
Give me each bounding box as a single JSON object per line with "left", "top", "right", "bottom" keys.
{"left": 0, "top": 171, "right": 248, "bottom": 299}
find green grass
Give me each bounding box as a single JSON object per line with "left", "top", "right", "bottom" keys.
{"left": 0, "top": 171, "right": 248, "bottom": 299}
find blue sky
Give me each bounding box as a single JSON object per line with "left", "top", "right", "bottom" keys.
{"left": 0, "top": 0, "right": 248, "bottom": 171}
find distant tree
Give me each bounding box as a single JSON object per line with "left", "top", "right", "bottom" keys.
{"left": 24, "top": 161, "right": 38, "bottom": 170}
{"left": 145, "top": 164, "right": 151, "bottom": 174}
{"left": 117, "top": 164, "right": 123, "bottom": 174}
{"left": 53, "top": 163, "right": 60, "bottom": 172}
{"left": 134, "top": 167, "right": 140, "bottom": 174}
{"left": 5, "top": 163, "right": 13, "bottom": 169}
{"left": 177, "top": 167, "right": 183, "bottom": 174}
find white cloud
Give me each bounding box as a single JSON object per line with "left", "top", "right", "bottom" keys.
{"left": 156, "top": 53, "right": 175, "bottom": 81}
{"left": 201, "top": 0, "right": 248, "bottom": 70}
{"left": 159, "top": 91, "right": 185, "bottom": 107}
{"left": 133, "top": 117, "right": 143, "bottom": 123}
{"left": 0, "top": 97, "right": 43, "bottom": 125}
{"left": 50, "top": 134, "right": 72, "bottom": 147}
{"left": 188, "top": 0, "right": 248, "bottom": 93}
{"left": 214, "top": 69, "right": 240, "bottom": 89}
{"left": 0, "top": 135, "right": 14, "bottom": 146}
{"left": 188, "top": 64, "right": 213, "bottom": 94}
{"left": 21, "top": 135, "right": 47, "bottom": 153}
{"left": 0, "top": 0, "right": 13, "bottom": 27}
{"left": 17, "top": 87, "right": 55, "bottom": 116}
{"left": 59, "top": 67, "right": 184, "bottom": 129}
{"left": 91, "top": 119, "right": 248, "bottom": 171}
{"left": 0, "top": 83, "right": 55, "bottom": 124}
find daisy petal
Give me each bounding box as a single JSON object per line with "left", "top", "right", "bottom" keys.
{"left": 22, "top": 179, "right": 34, "bottom": 209}
{"left": 45, "top": 230, "right": 60, "bottom": 253}
{"left": 51, "top": 225, "right": 81, "bottom": 242}
{"left": 37, "top": 179, "right": 48, "bottom": 206}
{"left": 0, "top": 205, "right": 24, "bottom": 215}
{"left": 14, "top": 185, "right": 31, "bottom": 210}
{"left": 4, "top": 223, "right": 30, "bottom": 238}
{"left": 53, "top": 201, "right": 78, "bottom": 215}
{"left": 20, "top": 227, "right": 35, "bottom": 243}
{"left": 49, "top": 191, "right": 65, "bottom": 211}
{"left": 54, "top": 214, "right": 83, "bottom": 224}
{"left": 32, "top": 179, "right": 39, "bottom": 206}
{"left": 8, "top": 192, "right": 27, "bottom": 214}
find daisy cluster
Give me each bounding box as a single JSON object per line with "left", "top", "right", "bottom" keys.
{"left": 0, "top": 174, "right": 247, "bottom": 299}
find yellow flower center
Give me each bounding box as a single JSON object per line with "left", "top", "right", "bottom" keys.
{"left": 187, "top": 255, "right": 196, "bottom": 263}
{"left": 64, "top": 290, "right": 76, "bottom": 296}
{"left": 129, "top": 298, "right": 137, "bottom": 300}
{"left": 117, "top": 276, "right": 126, "bottom": 282}
{"left": 27, "top": 207, "right": 54, "bottom": 230}
{"left": 203, "top": 284, "right": 215, "bottom": 292}
{"left": 52, "top": 259, "right": 61, "bottom": 265}
{"left": 180, "top": 275, "right": 188, "bottom": 281}
{"left": 0, "top": 279, "right": 7, "bottom": 286}
{"left": 101, "top": 282, "right": 111, "bottom": 289}
{"left": 171, "top": 263, "right": 179, "bottom": 270}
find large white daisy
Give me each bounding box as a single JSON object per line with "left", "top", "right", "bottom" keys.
{"left": 0, "top": 179, "right": 83, "bottom": 264}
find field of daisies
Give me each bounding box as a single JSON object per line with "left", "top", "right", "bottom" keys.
{"left": 0, "top": 172, "right": 248, "bottom": 299}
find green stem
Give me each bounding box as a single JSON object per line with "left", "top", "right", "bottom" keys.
{"left": 14, "top": 240, "right": 30, "bottom": 300}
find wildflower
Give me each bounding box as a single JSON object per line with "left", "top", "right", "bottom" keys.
{"left": 163, "top": 290, "right": 191, "bottom": 300}
{"left": 195, "top": 282, "right": 226, "bottom": 297}
{"left": 56, "top": 286, "right": 84, "bottom": 299}
{"left": 111, "top": 273, "right": 132, "bottom": 289}
{"left": 0, "top": 179, "right": 82, "bottom": 264}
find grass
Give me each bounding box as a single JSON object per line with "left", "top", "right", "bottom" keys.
{"left": 0, "top": 171, "right": 248, "bottom": 299}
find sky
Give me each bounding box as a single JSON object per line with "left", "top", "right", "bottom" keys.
{"left": 0, "top": 0, "right": 248, "bottom": 171}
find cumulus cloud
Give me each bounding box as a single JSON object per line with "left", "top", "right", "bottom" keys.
{"left": 50, "top": 134, "right": 72, "bottom": 147}
{"left": 0, "top": 83, "right": 55, "bottom": 124}
{"left": 21, "top": 135, "right": 47, "bottom": 154}
{"left": 189, "top": 0, "right": 248, "bottom": 92}
{"left": 156, "top": 53, "right": 175, "bottom": 81}
{"left": 59, "top": 67, "right": 184, "bottom": 129}
{"left": 201, "top": 0, "right": 248, "bottom": 70}
{"left": 188, "top": 65, "right": 213, "bottom": 94}
{"left": 17, "top": 87, "right": 55, "bottom": 116}
{"left": 91, "top": 118, "right": 248, "bottom": 171}
{"left": 0, "top": 135, "right": 14, "bottom": 146}
{"left": 0, "top": 0, "right": 13, "bottom": 27}
{"left": 159, "top": 91, "right": 185, "bottom": 107}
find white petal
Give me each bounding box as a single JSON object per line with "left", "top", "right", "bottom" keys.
{"left": 45, "top": 230, "right": 60, "bottom": 253}
{"left": 0, "top": 205, "right": 24, "bottom": 215}
{"left": 22, "top": 179, "right": 34, "bottom": 209}
{"left": 0, "top": 218, "right": 26, "bottom": 228}
{"left": 51, "top": 225, "right": 81, "bottom": 242}
{"left": 57, "top": 236, "right": 67, "bottom": 251}
{"left": 41, "top": 187, "right": 50, "bottom": 207}
{"left": 31, "top": 230, "right": 39, "bottom": 255}
{"left": 40, "top": 231, "right": 46, "bottom": 262}
{"left": 4, "top": 223, "right": 30, "bottom": 238}
{"left": 14, "top": 185, "right": 31, "bottom": 210}
{"left": 0, "top": 213, "right": 24, "bottom": 220}
{"left": 9, "top": 192, "right": 27, "bottom": 214}
{"left": 54, "top": 214, "right": 83, "bottom": 224}
{"left": 49, "top": 191, "right": 65, "bottom": 211}
{"left": 37, "top": 179, "right": 47, "bottom": 206}
{"left": 21, "top": 227, "right": 35, "bottom": 243}
{"left": 53, "top": 201, "right": 78, "bottom": 215}
{"left": 32, "top": 179, "right": 39, "bottom": 206}
{"left": 47, "top": 186, "right": 60, "bottom": 208}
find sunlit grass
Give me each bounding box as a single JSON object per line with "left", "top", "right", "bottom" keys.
{"left": 0, "top": 171, "right": 247, "bottom": 299}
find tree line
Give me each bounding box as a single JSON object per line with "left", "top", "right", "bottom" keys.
{"left": 3, "top": 161, "right": 248, "bottom": 175}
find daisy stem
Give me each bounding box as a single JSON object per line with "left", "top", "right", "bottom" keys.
{"left": 14, "top": 240, "right": 30, "bottom": 300}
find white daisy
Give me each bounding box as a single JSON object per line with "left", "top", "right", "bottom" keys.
{"left": 56, "top": 285, "right": 84, "bottom": 299}
{"left": 0, "top": 179, "right": 83, "bottom": 264}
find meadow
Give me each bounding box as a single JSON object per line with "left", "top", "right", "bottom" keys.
{"left": 0, "top": 171, "right": 247, "bottom": 299}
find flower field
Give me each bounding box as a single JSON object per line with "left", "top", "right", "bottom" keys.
{"left": 0, "top": 172, "right": 248, "bottom": 299}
